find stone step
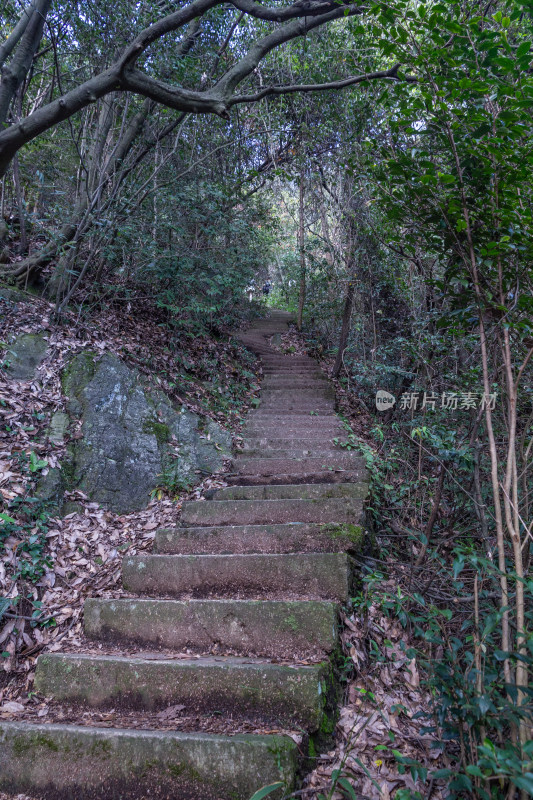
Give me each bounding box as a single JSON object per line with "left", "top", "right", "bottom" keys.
{"left": 260, "top": 356, "right": 315, "bottom": 360}
{"left": 260, "top": 382, "right": 330, "bottom": 389}
{"left": 257, "top": 401, "right": 334, "bottom": 411}
{"left": 261, "top": 360, "right": 320, "bottom": 366}
{"left": 261, "top": 386, "right": 330, "bottom": 393}
{"left": 259, "top": 390, "right": 334, "bottom": 400}
{"left": 261, "top": 368, "right": 322, "bottom": 374}
{"left": 231, "top": 455, "right": 365, "bottom": 476}
{"left": 241, "top": 428, "right": 344, "bottom": 440}
{"left": 84, "top": 598, "right": 339, "bottom": 659}
{"left": 154, "top": 521, "right": 364, "bottom": 555}
{"left": 243, "top": 419, "right": 343, "bottom": 431}
{"left": 261, "top": 376, "right": 325, "bottom": 381}
{"left": 261, "top": 385, "right": 330, "bottom": 392}
{"left": 253, "top": 408, "right": 336, "bottom": 417}
{"left": 262, "top": 362, "right": 316, "bottom": 368}
{"left": 122, "top": 552, "right": 354, "bottom": 600}
{"left": 255, "top": 397, "right": 335, "bottom": 404}
{"left": 244, "top": 414, "right": 341, "bottom": 425}
{"left": 255, "top": 410, "right": 335, "bottom": 419}
{"left": 262, "top": 376, "right": 328, "bottom": 383}
{"left": 35, "top": 653, "right": 331, "bottom": 729}
{"left": 209, "top": 482, "right": 368, "bottom": 501}
{"left": 260, "top": 362, "right": 320, "bottom": 367}
{"left": 226, "top": 471, "right": 365, "bottom": 486}
{"left": 238, "top": 448, "right": 343, "bottom": 459}
{"left": 241, "top": 436, "right": 344, "bottom": 446}
{"left": 239, "top": 437, "right": 341, "bottom": 448}
{"left": 180, "top": 497, "right": 362, "bottom": 526}
{"left": 0, "top": 722, "right": 297, "bottom": 800}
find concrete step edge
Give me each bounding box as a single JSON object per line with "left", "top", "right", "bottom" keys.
{"left": 35, "top": 653, "right": 332, "bottom": 729}
{"left": 122, "top": 552, "right": 354, "bottom": 601}
{"left": 84, "top": 597, "right": 339, "bottom": 659}
{"left": 0, "top": 721, "right": 298, "bottom": 800}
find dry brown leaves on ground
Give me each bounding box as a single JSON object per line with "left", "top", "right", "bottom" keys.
{"left": 299, "top": 592, "right": 447, "bottom": 800}
{"left": 269, "top": 328, "right": 308, "bottom": 356}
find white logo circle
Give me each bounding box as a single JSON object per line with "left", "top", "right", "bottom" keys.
{"left": 375, "top": 390, "right": 396, "bottom": 411}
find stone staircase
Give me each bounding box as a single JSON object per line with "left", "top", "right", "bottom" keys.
{"left": 0, "top": 310, "right": 368, "bottom": 799}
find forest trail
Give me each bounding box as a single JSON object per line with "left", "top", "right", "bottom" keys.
{"left": 0, "top": 310, "right": 368, "bottom": 800}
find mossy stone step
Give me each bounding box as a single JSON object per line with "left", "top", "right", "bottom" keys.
{"left": 226, "top": 471, "right": 365, "bottom": 486}
{"left": 154, "top": 522, "right": 365, "bottom": 555}
{"left": 231, "top": 454, "right": 365, "bottom": 477}
{"left": 262, "top": 368, "right": 322, "bottom": 374}
{"left": 242, "top": 431, "right": 345, "bottom": 443}
{"left": 209, "top": 482, "right": 368, "bottom": 501}
{"left": 35, "top": 653, "right": 332, "bottom": 729}
{"left": 242, "top": 423, "right": 344, "bottom": 436}
{"left": 257, "top": 404, "right": 335, "bottom": 413}
{"left": 239, "top": 437, "right": 341, "bottom": 448}
{"left": 84, "top": 598, "right": 339, "bottom": 658}
{"left": 180, "top": 497, "right": 363, "bottom": 526}
{"left": 238, "top": 448, "right": 344, "bottom": 458}
{"left": 261, "top": 378, "right": 330, "bottom": 386}
{"left": 243, "top": 414, "right": 341, "bottom": 424}
{"left": 122, "top": 552, "right": 355, "bottom": 600}
{"left": 257, "top": 403, "right": 335, "bottom": 413}
{"left": 260, "top": 387, "right": 334, "bottom": 398}
{"left": 0, "top": 722, "right": 297, "bottom": 800}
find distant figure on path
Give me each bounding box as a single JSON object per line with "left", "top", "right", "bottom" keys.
{"left": 262, "top": 281, "right": 271, "bottom": 296}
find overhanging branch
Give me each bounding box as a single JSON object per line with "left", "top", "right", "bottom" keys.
{"left": 229, "top": 64, "right": 413, "bottom": 105}
{"left": 229, "top": 0, "right": 363, "bottom": 22}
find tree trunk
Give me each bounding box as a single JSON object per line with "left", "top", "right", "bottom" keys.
{"left": 297, "top": 169, "right": 305, "bottom": 331}
{"left": 332, "top": 270, "right": 356, "bottom": 378}
{"left": 1, "top": 205, "right": 84, "bottom": 284}
{"left": 332, "top": 216, "right": 357, "bottom": 378}
{"left": 0, "top": 21, "right": 202, "bottom": 289}
{"left": 0, "top": 0, "right": 52, "bottom": 126}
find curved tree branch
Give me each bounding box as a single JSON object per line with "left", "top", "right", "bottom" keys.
{"left": 229, "top": 65, "right": 409, "bottom": 105}
{"left": 212, "top": 4, "right": 363, "bottom": 98}
{"left": 229, "top": 0, "right": 362, "bottom": 23}
{"left": 0, "top": 0, "right": 401, "bottom": 179}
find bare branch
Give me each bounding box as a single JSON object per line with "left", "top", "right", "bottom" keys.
{"left": 214, "top": 4, "right": 364, "bottom": 98}
{"left": 229, "top": 0, "right": 362, "bottom": 22}
{"left": 0, "top": 0, "right": 52, "bottom": 125}
{"left": 230, "top": 64, "right": 409, "bottom": 105}
{"left": 121, "top": 69, "right": 226, "bottom": 115}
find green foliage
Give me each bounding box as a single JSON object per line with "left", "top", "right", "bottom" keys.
{"left": 363, "top": 0, "right": 533, "bottom": 333}
{"left": 152, "top": 468, "right": 195, "bottom": 499}
{"left": 104, "top": 182, "right": 277, "bottom": 334}
{"left": 359, "top": 561, "right": 533, "bottom": 799}
{"left": 0, "top": 496, "right": 53, "bottom": 583}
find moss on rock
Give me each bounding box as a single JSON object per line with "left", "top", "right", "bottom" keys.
{"left": 321, "top": 522, "right": 364, "bottom": 550}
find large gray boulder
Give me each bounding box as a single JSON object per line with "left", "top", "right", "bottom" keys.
{"left": 60, "top": 352, "right": 232, "bottom": 513}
